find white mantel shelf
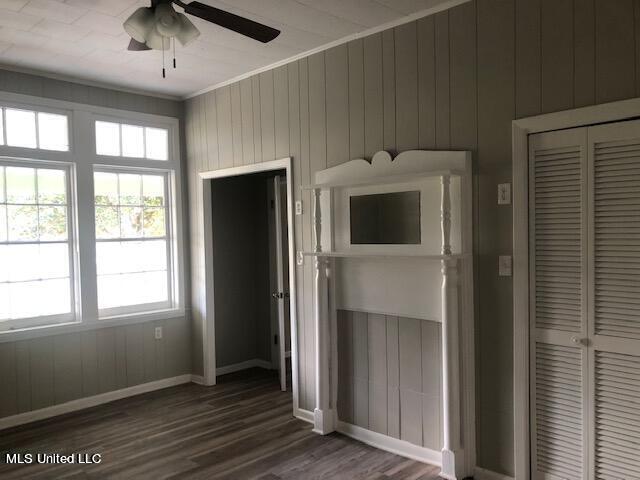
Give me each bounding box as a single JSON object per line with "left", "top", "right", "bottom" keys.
{"left": 300, "top": 169, "right": 465, "bottom": 190}
{"left": 301, "top": 251, "right": 469, "bottom": 260}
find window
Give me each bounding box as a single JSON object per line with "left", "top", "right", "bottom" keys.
{"left": 94, "top": 170, "right": 173, "bottom": 316}
{"left": 0, "top": 163, "right": 75, "bottom": 330}
{"left": 96, "top": 121, "right": 168, "bottom": 160}
{"left": 0, "top": 107, "right": 69, "bottom": 151}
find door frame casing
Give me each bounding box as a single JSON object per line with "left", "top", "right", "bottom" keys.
{"left": 198, "top": 157, "right": 300, "bottom": 415}
{"left": 513, "top": 97, "right": 640, "bottom": 480}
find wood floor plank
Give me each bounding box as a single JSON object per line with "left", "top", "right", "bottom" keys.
{"left": 0, "top": 368, "right": 441, "bottom": 479}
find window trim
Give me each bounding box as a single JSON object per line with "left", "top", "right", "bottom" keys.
{"left": 0, "top": 91, "right": 184, "bottom": 341}
{"left": 0, "top": 157, "right": 80, "bottom": 332}
{"left": 93, "top": 166, "right": 177, "bottom": 318}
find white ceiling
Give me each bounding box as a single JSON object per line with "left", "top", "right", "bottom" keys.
{"left": 0, "top": 0, "right": 457, "bottom": 98}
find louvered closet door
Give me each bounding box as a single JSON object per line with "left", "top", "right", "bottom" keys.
{"left": 530, "top": 128, "right": 589, "bottom": 480}
{"left": 589, "top": 120, "right": 640, "bottom": 480}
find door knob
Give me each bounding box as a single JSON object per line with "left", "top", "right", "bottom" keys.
{"left": 570, "top": 336, "right": 587, "bottom": 346}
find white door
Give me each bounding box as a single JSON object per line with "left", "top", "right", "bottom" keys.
{"left": 273, "top": 175, "right": 288, "bottom": 392}
{"left": 530, "top": 120, "right": 640, "bottom": 480}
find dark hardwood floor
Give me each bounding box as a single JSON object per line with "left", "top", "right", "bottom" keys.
{"left": 0, "top": 368, "right": 441, "bottom": 479}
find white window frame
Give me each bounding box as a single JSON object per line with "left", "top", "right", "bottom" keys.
{"left": 0, "top": 91, "right": 184, "bottom": 341}
{"left": 0, "top": 158, "right": 80, "bottom": 332}
{"left": 93, "top": 166, "right": 179, "bottom": 319}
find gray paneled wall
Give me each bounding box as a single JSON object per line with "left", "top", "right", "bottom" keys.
{"left": 337, "top": 311, "right": 442, "bottom": 450}
{"left": 185, "top": 0, "right": 640, "bottom": 475}
{"left": 0, "top": 317, "right": 191, "bottom": 418}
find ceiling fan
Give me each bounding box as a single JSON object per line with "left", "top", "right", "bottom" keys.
{"left": 123, "top": 0, "right": 281, "bottom": 76}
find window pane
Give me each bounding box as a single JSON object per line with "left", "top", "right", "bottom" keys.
{"left": 0, "top": 245, "right": 8, "bottom": 282}
{"left": 95, "top": 206, "right": 119, "bottom": 239}
{"left": 39, "top": 243, "right": 69, "bottom": 279}
{"left": 6, "top": 167, "right": 36, "bottom": 203}
{"left": 7, "top": 205, "right": 37, "bottom": 241}
{"left": 37, "top": 169, "right": 66, "bottom": 204}
{"left": 95, "top": 121, "right": 120, "bottom": 156}
{"left": 119, "top": 174, "right": 141, "bottom": 205}
{"left": 145, "top": 127, "right": 168, "bottom": 160}
{"left": 120, "top": 206, "right": 143, "bottom": 237}
{"left": 0, "top": 284, "right": 8, "bottom": 320}
{"left": 94, "top": 172, "right": 118, "bottom": 205}
{"left": 0, "top": 166, "right": 4, "bottom": 202}
{"left": 143, "top": 175, "right": 164, "bottom": 206}
{"left": 39, "top": 206, "right": 67, "bottom": 241}
{"left": 98, "top": 271, "right": 167, "bottom": 310}
{"left": 7, "top": 244, "right": 39, "bottom": 281}
{"left": 8, "top": 281, "right": 41, "bottom": 319}
{"left": 37, "top": 113, "right": 69, "bottom": 151}
{"left": 143, "top": 207, "right": 165, "bottom": 237}
{"left": 5, "top": 109, "right": 36, "bottom": 148}
{"left": 96, "top": 240, "right": 166, "bottom": 276}
{"left": 121, "top": 124, "right": 144, "bottom": 158}
{"left": 38, "top": 279, "right": 71, "bottom": 316}
{"left": 0, "top": 206, "right": 6, "bottom": 242}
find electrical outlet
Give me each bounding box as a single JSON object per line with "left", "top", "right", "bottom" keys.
{"left": 297, "top": 251, "right": 304, "bottom": 266}
{"left": 499, "top": 255, "right": 512, "bottom": 277}
{"left": 498, "top": 183, "right": 511, "bottom": 205}
{"left": 155, "top": 326, "right": 163, "bottom": 340}
{"left": 295, "top": 200, "right": 303, "bottom": 215}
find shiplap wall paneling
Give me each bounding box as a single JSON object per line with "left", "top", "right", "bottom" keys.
{"left": 0, "top": 318, "right": 190, "bottom": 419}
{"left": 336, "top": 311, "right": 442, "bottom": 450}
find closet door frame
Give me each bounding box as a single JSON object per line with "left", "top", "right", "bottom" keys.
{"left": 513, "top": 97, "right": 640, "bottom": 480}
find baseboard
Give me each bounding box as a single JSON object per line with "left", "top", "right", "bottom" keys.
{"left": 294, "top": 407, "right": 314, "bottom": 424}
{"left": 216, "top": 358, "right": 273, "bottom": 376}
{"left": 190, "top": 374, "right": 206, "bottom": 385}
{"left": 474, "top": 467, "right": 515, "bottom": 480}
{"left": 336, "top": 420, "right": 442, "bottom": 467}
{"left": 0, "top": 374, "right": 192, "bottom": 431}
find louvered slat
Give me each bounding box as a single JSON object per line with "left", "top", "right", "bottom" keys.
{"left": 534, "top": 343, "right": 583, "bottom": 479}
{"left": 595, "top": 351, "right": 640, "bottom": 480}
{"left": 534, "top": 146, "right": 582, "bottom": 332}
{"left": 594, "top": 141, "right": 640, "bottom": 339}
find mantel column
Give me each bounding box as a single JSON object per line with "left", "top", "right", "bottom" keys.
{"left": 313, "top": 255, "right": 335, "bottom": 434}
{"left": 441, "top": 257, "right": 463, "bottom": 479}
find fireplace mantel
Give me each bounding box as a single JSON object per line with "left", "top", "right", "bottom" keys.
{"left": 304, "top": 150, "right": 475, "bottom": 480}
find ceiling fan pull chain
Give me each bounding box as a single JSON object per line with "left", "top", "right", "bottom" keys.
{"left": 173, "top": 37, "right": 177, "bottom": 69}
{"left": 162, "top": 36, "right": 166, "bottom": 78}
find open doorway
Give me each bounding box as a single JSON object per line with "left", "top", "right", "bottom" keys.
{"left": 205, "top": 164, "right": 294, "bottom": 393}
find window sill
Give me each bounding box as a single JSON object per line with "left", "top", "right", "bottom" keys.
{"left": 0, "top": 307, "right": 186, "bottom": 343}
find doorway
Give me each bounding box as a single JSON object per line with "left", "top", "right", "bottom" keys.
{"left": 200, "top": 158, "right": 298, "bottom": 400}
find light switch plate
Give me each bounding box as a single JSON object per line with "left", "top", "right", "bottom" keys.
{"left": 498, "top": 183, "right": 511, "bottom": 205}
{"left": 155, "top": 326, "right": 163, "bottom": 339}
{"left": 499, "top": 255, "right": 512, "bottom": 277}
{"left": 295, "top": 200, "right": 303, "bottom": 215}
{"left": 297, "top": 251, "right": 304, "bottom": 266}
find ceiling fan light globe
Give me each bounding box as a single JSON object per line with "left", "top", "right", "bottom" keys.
{"left": 123, "top": 7, "right": 154, "bottom": 43}
{"left": 145, "top": 25, "right": 170, "bottom": 51}
{"left": 176, "top": 13, "right": 200, "bottom": 47}
{"left": 154, "top": 3, "right": 181, "bottom": 37}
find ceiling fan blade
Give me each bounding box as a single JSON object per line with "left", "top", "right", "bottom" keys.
{"left": 178, "top": 1, "right": 280, "bottom": 43}
{"left": 128, "top": 38, "right": 151, "bottom": 51}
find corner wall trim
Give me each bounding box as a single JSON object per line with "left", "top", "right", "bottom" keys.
{"left": 216, "top": 358, "right": 273, "bottom": 376}
{"left": 190, "top": 374, "right": 206, "bottom": 385}
{"left": 0, "top": 374, "right": 192, "bottom": 431}
{"left": 474, "top": 467, "right": 515, "bottom": 480}
{"left": 336, "top": 421, "right": 442, "bottom": 467}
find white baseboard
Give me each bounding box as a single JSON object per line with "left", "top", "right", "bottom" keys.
{"left": 0, "top": 374, "right": 192, "bottom": 431}
{"left": 216, "top": 358, "right": 272, "bottom": 376}
{"left": 190, "top": 374, "right": 206, "bottom": 385}
{"left": 294, "top": 407, "right": 314, "bottom": 424}
{"left": 474, "top": 467, "right": 515, "bottom": 480}
{"left": 336, "top": 420, "right": 442, "bottom": 467}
